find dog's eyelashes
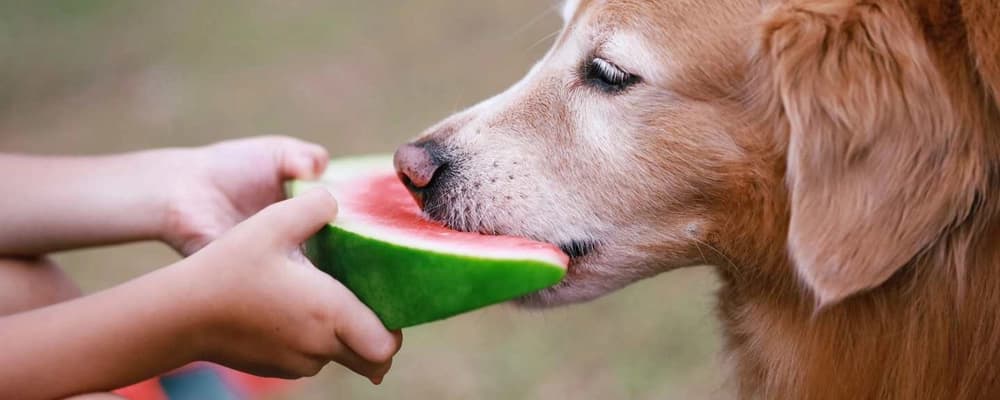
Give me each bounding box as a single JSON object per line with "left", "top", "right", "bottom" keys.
{"left": 584, "top": 57, "right": 640, "bottom": 93}
{"left": 592, "top": 58, "right": 628, "bottom": 83}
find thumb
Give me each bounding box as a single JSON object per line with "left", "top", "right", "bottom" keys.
{"left": 250, "top": 188, "right": 338, "bottom": 247}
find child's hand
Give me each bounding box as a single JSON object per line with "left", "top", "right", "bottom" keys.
{"left": 0, "top": 136, "right": 325, "bottom": 257}
{"left": 164, "top": 136, "right": 329, "bottom": 255}
{"left": 179, "top": 188, "right": 402, "bottom": 382}
{"left": 0, "top": 189, "right": 400, "bottom": 398}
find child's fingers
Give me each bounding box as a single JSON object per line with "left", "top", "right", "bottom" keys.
{"left": 323, "top": 343, "right": 394, "bottom": 384}
{"left": 330, "top": 281, "right": 403, "bottom": 369}
{"left": 334, "top": 303, "right": 402, "bottom": 367}
{"left": 275, "top": 137, "right": 329, "bottom": 180}
{"left": 251, "top": 188, "right": 338, "bottom": 248}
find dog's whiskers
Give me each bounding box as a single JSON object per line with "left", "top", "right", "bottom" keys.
{"left": 527, "top": 28, "right": 563, "bottom": 52}
{"left": 505, "top": 7, "right": 557, "bottom": 41}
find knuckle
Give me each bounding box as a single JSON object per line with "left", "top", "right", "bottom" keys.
{"left": 296, "top": 323, "right": 337, "bottom": 358}
{"left": 296, "top": 360, "right": 325, "bottom": 377}
{"left": 276, "top": 357, "right": 322, "bottom": 379}
{"left": 307, "top": 303, "right": 337, "bottom": 327}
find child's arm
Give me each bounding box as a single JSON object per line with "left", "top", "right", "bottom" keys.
{"left": 0, "top": 136, "right": 328, "bottom": 257}
{"left": 0, "top": 150, "right": 176, "bottom": 256}
{"left": 0, "top": 190, "right": 402, "bottom": 400}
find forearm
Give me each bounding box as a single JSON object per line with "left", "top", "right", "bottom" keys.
{"left": 0, "top": 261, "right": 206, "bottom": 399}
{"left": 0, "top": 150, "right": 183, "bottom": 256}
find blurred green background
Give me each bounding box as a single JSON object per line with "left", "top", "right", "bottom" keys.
{"left": 0, "top": 1, "right": 724, "bottom": 399}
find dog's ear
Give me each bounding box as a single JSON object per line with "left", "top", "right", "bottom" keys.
{"left": 961, "top": 0, "right": 1000, "bottom": 108}
{"left": 759, "top": 0, "right": 982, "bottom": 305}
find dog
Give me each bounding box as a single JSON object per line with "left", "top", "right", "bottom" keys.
{"left": 394, "top": 0, "right": 1000, "bottom": 398}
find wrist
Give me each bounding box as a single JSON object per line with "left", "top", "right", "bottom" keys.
{"left": 152, "top": 258, "right": 221, "bottom": 363}
{"left": 102, "top": 147, "right": 189, "bottom": 241}
{"left": 151, "top": 147, "right": 213, "bottom": 253}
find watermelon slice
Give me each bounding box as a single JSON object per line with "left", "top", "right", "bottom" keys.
{"left": 287, "top": 155, "right": 568, "bottom": 329}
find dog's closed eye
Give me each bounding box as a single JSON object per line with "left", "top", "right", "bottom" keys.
{"left": 583, "top": 57, "right": 640, "bottom": 94}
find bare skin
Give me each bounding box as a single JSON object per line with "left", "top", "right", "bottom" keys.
{"left": 0, "top": 137, "right": 403, "bottom": 399}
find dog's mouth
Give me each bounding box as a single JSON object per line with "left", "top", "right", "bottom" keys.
{"left": 423, "top": 211, "right": 598, "bottom": 263}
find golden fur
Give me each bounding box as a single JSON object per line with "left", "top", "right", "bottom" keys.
{"left": 405, "top": 0, "right": 1000, "bottom": 398}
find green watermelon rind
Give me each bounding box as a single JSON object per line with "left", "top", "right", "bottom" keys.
{"left": 287, "top": 157, "right": 567, "bottom": 329}
{"left": 304, "top": 224, "right": 565, "bottom": 329}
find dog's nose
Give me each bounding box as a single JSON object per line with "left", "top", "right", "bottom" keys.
{"left": 394, "top": 142, "right": 446, "bottom": 205}
{"left": 394, "top": 142, "right": 444, "bottom": 188}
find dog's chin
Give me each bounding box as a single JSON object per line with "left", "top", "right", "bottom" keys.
{"left": 513, "top": 266, "right": 607, "bottom": 308}
{"left": 514, "top": 282, "right": 575, "bottom": 308}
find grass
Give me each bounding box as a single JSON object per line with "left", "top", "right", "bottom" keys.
{"left": 0, "top": 2, "right": 724, "bottom": 398}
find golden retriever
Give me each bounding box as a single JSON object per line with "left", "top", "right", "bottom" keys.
{"left": 394, "top": 0, "right": 1000, "bottom": 398}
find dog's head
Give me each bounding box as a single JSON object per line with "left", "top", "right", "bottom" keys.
{"left": 394, "top": 0, "right": 1000, "bottom": 307}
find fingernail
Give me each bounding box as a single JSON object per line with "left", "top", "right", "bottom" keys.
{"left": 307, "top": 187, "right": 335, "bottom": 200}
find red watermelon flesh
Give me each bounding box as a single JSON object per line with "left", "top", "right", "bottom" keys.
{"left": 289, "top": 155, "right": 568, "bottom": 329}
